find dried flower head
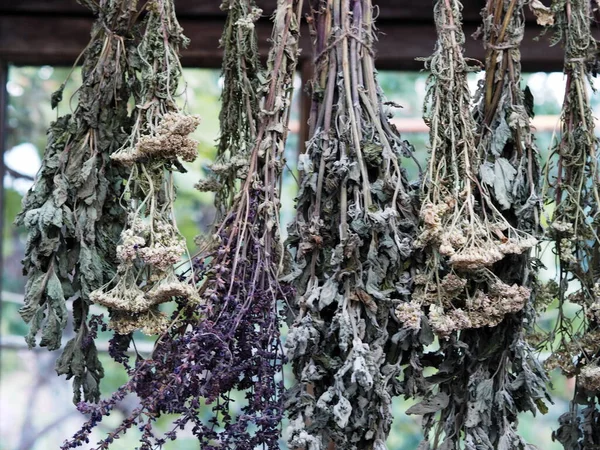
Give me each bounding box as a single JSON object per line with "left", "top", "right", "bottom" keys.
{"left": 395, "top": 302, "right": 423, "bottom": 331}
{"left": 579, "top": 364, "right": 600, "bottom": 392}
{"left": 137, "top": 220, "right": 187, "bottom": 271}
{"left": 109, "top": 306, "right": 169, "bottom": 336}
{"left": 146, "top": 269, "right": 199, "bottom": 304}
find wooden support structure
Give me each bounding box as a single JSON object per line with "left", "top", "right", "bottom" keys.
{"left": 0, "top": 0, "right": 493, "bottom": 21}
{"left": 0, "top": 59, "right": 7, "bottom": 357}
{"left": 0, "top": 0, "right": 584, "bottom": 71}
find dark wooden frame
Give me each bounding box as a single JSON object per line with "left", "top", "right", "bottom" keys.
{"left": 0, "top": 1, "right": 573, "bottom": 71}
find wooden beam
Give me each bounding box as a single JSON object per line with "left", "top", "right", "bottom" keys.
{"left": 0, "top": 14, "right": 571, "bottom": 71}
{"left": 0, "top": 59, "right": 7, "bottom": 354}
{"left": 0, "top": 0, "right": 489, "bottom": 21}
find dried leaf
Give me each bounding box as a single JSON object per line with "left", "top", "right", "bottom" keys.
{"left": 494, "top": 157, "right": 517, "bottom": 209}
{"left": 530, "top": 0, "right": 554, "bottom": 26}
{"left": 406, "top": 392, "right": 450, "bottom": 415}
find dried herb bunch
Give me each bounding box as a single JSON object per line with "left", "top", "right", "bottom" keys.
{"left": 285, "top": 1, "right": 420, "bottom": 448}
{"left": 407, "top": 1, "right": 549, "bottom": 448}
{"left": 406, "top": 0, "right": 537, "bottom": 338}
{"left": 195, "top": 0, "right": 262, "bottom": 218}
{"left": 90, "top": 0, "right": 200, "bottom": 336}
{"left": 63, "top": 0, "right": 303, "bottom": 448}
{"left": 541, "top": 0, "right": 600, "bottom": 446}
{"left": 15, "top": 0, "right": 138, "bottom": 403}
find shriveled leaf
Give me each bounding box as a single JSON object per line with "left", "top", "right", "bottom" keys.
{"left": 406, "top": 392, "right": 450, "bottom": 415}
{"left": 530, "top": 0, "right": 554, "bottom": 26}
{"left": 319, "top": 278, "right": 338, "bottom": 310}
{"left": 56, "top": 337, "right": 104, "bottom": 403}
{"left": 491, "top": 116, "right": 511, "bottom": 156}
{"left": 494, "top": 157, "right": 517, "bottom": 209}
{"left": 332, "top": 394, "right": 352, "bottom": 428}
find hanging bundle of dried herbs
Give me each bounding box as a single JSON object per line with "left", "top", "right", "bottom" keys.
{"left": 285, "top": 1, "right": 420, "bottom": 448}
{"left": 15, "top": 0, "right": 138, "bottom": 403}
{"left": 63, "top": 0, "right": 303, "bottom": 448}
{"left": 195, "top": 0, "right": 262, "bottom": 218}
{"left": 405, "top": 1, "right": 549, "bottom": 448}
{"left": 410, "top": 0, "right": 536, "bottom": 336}
{"left": 541, "top": 0, "right": 600, "bottom": 446}
{"left": 90, "top": 0, "right": 200, "bottom": 336}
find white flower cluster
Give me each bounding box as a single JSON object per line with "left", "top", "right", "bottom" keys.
{"left": 394, "top": 302, "right": 422, "bottom": 331}
{"left": 446, "top": 235, "right": 536, "bottom": 271}
{"left": 137, "top": 113, "right": 201, "bottom": 162}
{"left": 115, "top": 219, "right": 186, "bottom": 271}
{"left": 589, "top": 301, "right": 600, "bottom": 322}
{"left": 557, "top": 238, "right": 577, "bottom": 264}
{"left": 551, "top": 220, "right": 574, "bottom": 235}
{"left": 417, "top": 201, "right": 536, "bottom": 271}
{"left": 137, "top": 220, "right": 186, "bottom": 271}
{"left": 234, "top": 6, "right": 262, "bottom": 30}
{"left": 116, "top": 229, "right": 146, "bottom": 263}
{"left": 428, "top": 305, "right": 471, "bottom": 338}
{"left": 146, "top": 270, "right": 200, "bottom": 304}
{"left": 109, "top": 306, "right": 170, "bottom": 336}
{"left": 111, "top": 112, "right": 201, "bottom": 165}
{"left": 90, "top": 274, "right": 149, "bottom": 313}
{"left": 90, "top": 216, "right": 196, "bottom": 334}
{"left": 426, "top": 281, "right": 530, "bottom": 339}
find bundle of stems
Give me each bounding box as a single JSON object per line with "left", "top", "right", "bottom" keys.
{"left": 407, "top": 0, "right": 538, "bottom": 341}
{"left": 411, "top": 1, "right": 549, "bottom": 448}
{"left": 196, "top": 0, "right": 263, "bottom": 218}
{"left": 63, "top": 0, "right": 303, "bottom": 448}
{"left": 15, "top": 0, "right": 138, "bottom": 403}
{"left": 285, "top": 0, "right": 420, "bottom": 448}
{"left": 89, "top": 0, "right": 200, "bottom": 336}
{"left": 542, "top": 0, "right": 600, "bottom": 446}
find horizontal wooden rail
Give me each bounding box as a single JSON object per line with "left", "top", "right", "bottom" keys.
{"left": 0, "top": 14, "right": 571, "bottom": 71}
{"left": 0, "top": 0, "right": 494, "bottom": 22}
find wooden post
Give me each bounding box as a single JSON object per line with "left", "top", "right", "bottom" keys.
{"left": 0, "top": 60, "right": 7, "bottom": 357}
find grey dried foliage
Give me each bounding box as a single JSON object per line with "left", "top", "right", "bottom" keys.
{"left": 284, "top": 1, "right": 421, "bottom": 448}
{"left": 15, "top": 0, "right": 138, "bottom": 403}
{"left": 408, "top": 0, "right": 550, "bottom": 448}
{"left": 540, "top": 0, "right": 600, "bottom": 447}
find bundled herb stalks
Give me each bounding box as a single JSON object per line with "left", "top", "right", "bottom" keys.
{"left": 90, "top": 0, "right": 200, "bottom": 336}
{"left": 542, "top": 0, "right": 600, "bottom": 446}
{"left": 63, "top": 0, "right": 303, "bottom": 448}
{"left": 408, "top": 0, "right": 536, "bottom": 336}
{"left": 404, "top": 1, "right": 550, "bottom": 448}
{"left": 285, "top": 1, "right": 420, "bottom": 448}
{"left": 196, "top": 0, "right": 262, "bottom": 218}
{"left": 15, "top": 0, "right": 138, "bottom": 403}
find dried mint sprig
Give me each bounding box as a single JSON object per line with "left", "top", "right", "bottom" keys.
{"left": 62, "top": 0, "right": 303, "bottom": 448}
{"left": 408, "top": 1, "right": 549, "bottom": 449}
{"left": 284, "top": 1, "right": 421, "bottom": 448}
{"left": 15, "top": 0, "right": 138, "bottom": 404}
{"left": 541, "top": 0, "right": 600, "bottom": 446}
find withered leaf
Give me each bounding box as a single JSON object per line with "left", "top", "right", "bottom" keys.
{"left": 406, "top": 392, "right": 450, "bottom": 415}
